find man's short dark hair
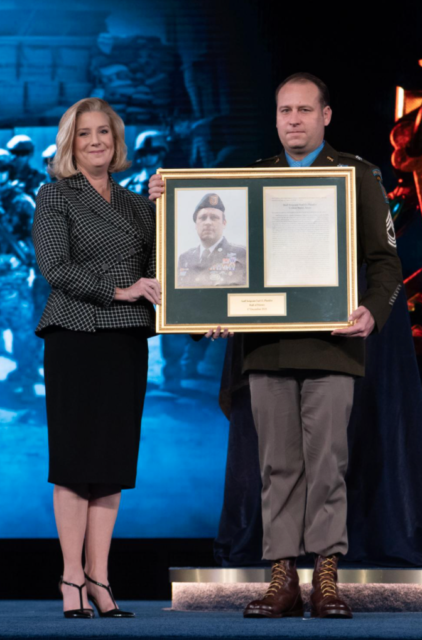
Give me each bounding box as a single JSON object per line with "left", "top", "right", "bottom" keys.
{"left": 275, "top": 73, "right": 330, "bottom": 108}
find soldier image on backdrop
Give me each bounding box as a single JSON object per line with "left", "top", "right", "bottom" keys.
{"left": 29, "top": 145, "right": 58, "bottom": 364}
{"left": 0, "top": 148, "right": 40, "bottom": 398}
{"left": 0, "top": 149, "right": 35, "bottom": 258}
{"left": 6, "top": 135, "right": 45, "bottom": 199}
{"left": 121, "top": 130, "right": 214, "bottom": 392}
{"left": 177, "top": 193, "right": 247, "bottom": 288}
{"left": 120, "top": 131, "right": 168, "bottom": 196}
{"left": 40, "top": 144, "right": 57, "bottom": 184}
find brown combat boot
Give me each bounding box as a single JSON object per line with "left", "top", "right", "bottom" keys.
{"left": 243, "top": 558, "right": 304, "bottom": 618}
{"left": 310, "top": 555, "right": 352, "bottom": 618}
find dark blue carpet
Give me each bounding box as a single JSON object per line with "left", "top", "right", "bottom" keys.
{"left": 0, "top": 602, "right": 422, "bottom": 639}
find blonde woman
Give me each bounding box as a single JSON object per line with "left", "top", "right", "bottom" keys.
{"left": 32, "top": 98, "right": 161, "bottom": 618}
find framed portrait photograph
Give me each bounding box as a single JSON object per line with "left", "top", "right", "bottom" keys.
{"left": 175, "top": 188, "right": 249, "bottom": 289}
{"left": 156, "top": 167, "right": 358, "bottom": 333}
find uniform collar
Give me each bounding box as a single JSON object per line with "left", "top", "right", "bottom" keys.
{"left": 199, "top": 236, "right": 225, "bottom": 257}
{"left": 277, "top": 141, "right": 339, "bottom": 167}
{"left": 285, "top": 141, "right": 325, "bottom": 167}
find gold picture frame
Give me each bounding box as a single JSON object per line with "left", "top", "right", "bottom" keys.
{"left": 156, "top": 167, "right": 357, "bottom": 333}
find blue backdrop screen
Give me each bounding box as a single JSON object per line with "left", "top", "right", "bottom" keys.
{"left": 0, "top": 0, "right": 267, "bottom": 538}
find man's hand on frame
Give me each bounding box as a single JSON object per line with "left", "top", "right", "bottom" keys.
{"left": 205, "top": 326, "right": 233, "bottom": 341}
{"left": 148, "top": 173, "right": 165, "bottom": 201}
{"left": 331, "top": 305, "right": 375, "bottom": 339}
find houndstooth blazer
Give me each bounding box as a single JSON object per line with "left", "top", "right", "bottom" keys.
{"left": 32, "top": 172, "right": 156, "bottom": 336}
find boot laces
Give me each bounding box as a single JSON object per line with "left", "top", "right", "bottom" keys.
{"left": 319, "top": 557, "right": 338, "bottom": 598}
{"left": 265, "top": 561, "right": 288, "bottom": 597}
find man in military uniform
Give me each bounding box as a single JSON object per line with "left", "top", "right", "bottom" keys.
{"left": 177, "top": 193, "right": 247, "bottom": 287}
{"left": 6, "top": 134, "right": 45, "bottom": 198}
{"left": 240, "top": 73, "right": 403, "bottom": 620}
{"left": 148, "top": 73, "right": 402, "bottom": 620}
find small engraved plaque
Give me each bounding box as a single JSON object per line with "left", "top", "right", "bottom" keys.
{"left": 228, "top": 293, "right": 287, "bottom": 317}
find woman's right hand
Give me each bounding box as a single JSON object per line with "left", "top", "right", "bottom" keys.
{"left": 115, "top": 278, "right": 161, "bottom": 305}
{"left": 148, "top": 174, "right": 165, "bottom": 201}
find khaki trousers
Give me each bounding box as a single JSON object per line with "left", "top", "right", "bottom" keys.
{"left": 249, "top": 372, "right": 355, "bottom": 560}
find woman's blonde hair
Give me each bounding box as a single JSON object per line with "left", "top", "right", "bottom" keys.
{"left": 50, "top": 98, "right": 131, "bottom": 179}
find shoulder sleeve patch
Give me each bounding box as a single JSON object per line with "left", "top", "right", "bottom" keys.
{"left": 372, "top": 168, "right": 390, "bottom": 204}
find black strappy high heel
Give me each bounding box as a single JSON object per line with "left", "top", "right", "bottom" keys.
{"left": 84, "top": 572, "right": 135, "bottom": 618}
{"left": 58, "top": 577, "right": 95, "bottom": 619}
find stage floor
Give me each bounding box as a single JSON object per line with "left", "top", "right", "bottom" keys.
{"left": 170, "top": 568, "right": 422, "bottom": 613}
{"left": 1, "top": 602, "right": 422, "bottom": 639}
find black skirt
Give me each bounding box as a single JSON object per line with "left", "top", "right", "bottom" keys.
{"left": 44, "top": 327, "right": 148, "bottom": 489}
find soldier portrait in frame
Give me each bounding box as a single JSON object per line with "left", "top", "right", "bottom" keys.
{"left": 175, "top": 188, "right": 248, "bottom": 288}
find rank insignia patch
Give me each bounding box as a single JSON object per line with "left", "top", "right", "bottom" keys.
{"left": 386, "top": 209, "right": 397, "bottom": 248}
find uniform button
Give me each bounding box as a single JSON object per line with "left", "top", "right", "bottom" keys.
{"left": 129, "top": 248, "right": 136, "bottom": 256}
{"left": 102, "top": 263, "right": 109, "bottom": 271}
{"left": 117, "top": 253, "right": 123, "bottom": 261}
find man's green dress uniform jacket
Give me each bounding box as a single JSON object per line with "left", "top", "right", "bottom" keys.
{"left": 243, "top": 142, "right": 403, "bottom": 377}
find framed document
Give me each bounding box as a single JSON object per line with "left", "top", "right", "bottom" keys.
{"left": 156, "top": 167, "right": 357, "bottom": 333}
